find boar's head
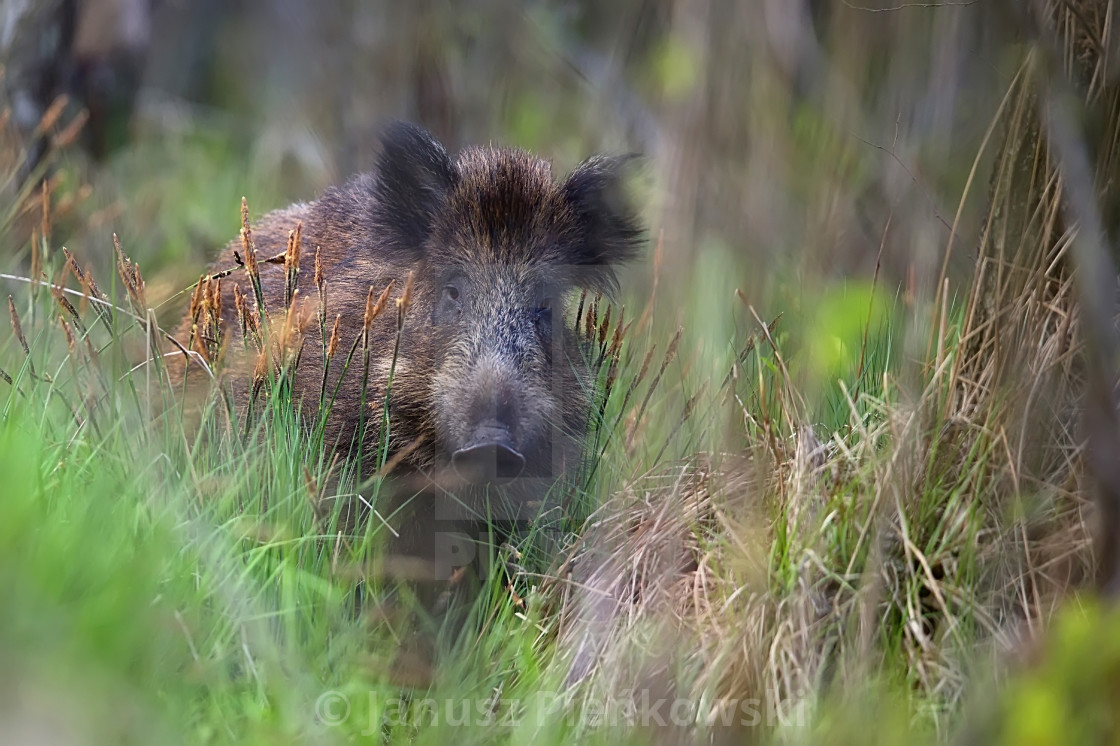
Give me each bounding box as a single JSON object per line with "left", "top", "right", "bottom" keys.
{"left": 369, "top": 122, "right": 643, "bottom": 492}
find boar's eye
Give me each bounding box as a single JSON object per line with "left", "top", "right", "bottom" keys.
{"left": 534, "top": 300, "right": 553, "bottom": 336}
{"left": 434, "top": 282, "right": 463, "bottom": 324}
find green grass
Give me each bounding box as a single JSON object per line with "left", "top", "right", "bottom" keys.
{"left": 2, "top": 189, "right": 1112, "bottom": 744}
{"left": 0, "top": 221, "right": 881, "bottom": 741}
{"left": 0, "top": 226, "right": 914, "bottom": 741}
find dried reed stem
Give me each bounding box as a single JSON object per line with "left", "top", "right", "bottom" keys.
{"left": 240, "top": 198, "right": 267, "bottom": 326}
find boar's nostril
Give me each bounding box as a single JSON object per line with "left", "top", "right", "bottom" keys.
{"left": 452, "top": 427, "right": 527, "bottom": 484}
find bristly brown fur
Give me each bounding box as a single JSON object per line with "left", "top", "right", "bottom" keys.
{"left": 170, "top": 121, "right": 643, "bottom": 581}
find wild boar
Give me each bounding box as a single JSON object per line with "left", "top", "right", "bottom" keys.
{"left": 176, "top": 121, "right": 642, "bottom": 587}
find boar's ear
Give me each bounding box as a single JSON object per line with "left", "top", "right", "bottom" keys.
{"left": 371, "top": 121, "right": 458, "bottom": 258}
{"left": 561, "top": 154, "right": 644, "bottom": 294}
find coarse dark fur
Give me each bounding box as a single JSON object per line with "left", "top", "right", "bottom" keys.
{"left": 173, "top": 122, "right": 642, "bottom": 600}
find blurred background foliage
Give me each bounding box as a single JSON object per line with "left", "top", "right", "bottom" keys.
{"left": 2, "top": 0, "right": 1013, "bottom": 325}
{"left": 0, "top": 0, "right": 1031, "bottom": 450}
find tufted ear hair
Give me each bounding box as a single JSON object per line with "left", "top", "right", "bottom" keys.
{"left": 370, "top": 121, "right": 458, "bottom": 257}
{"left": 561, "top": 154, "right": 645, "bottom": 294}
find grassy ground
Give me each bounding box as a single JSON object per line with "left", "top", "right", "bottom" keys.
{"left": 0, "top": 175, "right": 1093, "bottom": 745}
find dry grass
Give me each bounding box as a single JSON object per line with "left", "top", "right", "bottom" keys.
{"left": 523, "top": 4, "right": 1120, "bottom": 739}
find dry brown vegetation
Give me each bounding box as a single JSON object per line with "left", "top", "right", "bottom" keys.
{"left": 530, "top": 2, "right": 1120, "bottom": 739}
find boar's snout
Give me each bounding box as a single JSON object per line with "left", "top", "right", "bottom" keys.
{"left": 451, "top": 421, "right": 527, "bottom": 483}
{"left": 441, "top": 350, "right": 546, "bottom": 484}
